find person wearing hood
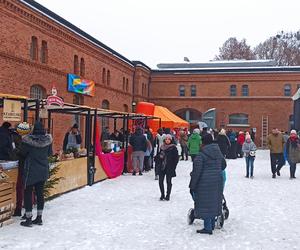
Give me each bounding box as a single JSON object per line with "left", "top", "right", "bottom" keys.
{"left": 0, "top": 122, "right": 12, "bottom": 160}
{"left": 242, "top": 134, "right": 257, "bottom": 178}
{"left": 216, "top": 129, "right": 231, "bottom": 158}
{"left": 19, "top": 121, "right": 52, "bottom": 227}
{"left": 129, "top": 127, "right": 147, "bottom": 175}
{"left": 156, "top": 134, "right": 179, "bottom": 201}
{"left": 286, "top": 130, "right": 300, "bottom": 179}
{"left": 188, "top": 128, "right": 202, "bottom": 162}
{"left": 189, "top": 134, "right": 226, "bottom": 235}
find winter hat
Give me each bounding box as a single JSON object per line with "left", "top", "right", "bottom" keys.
{"left": 163, "top": 134, "right": 172, "bottom": 141}
{"left": 239, "top": 131, "right": 244, "bottom": 135}
{"left": 32, "top": 121, "right": 46, "bottom": 135}
{"left": 17, "top": 122, "right": 31, "bottom": 136}
{"left": 202, "top": 134, "right": 213, "bottom": 145}
{"left": 219, "top": 128, "right": 226, "bottom": 135}
{"left": 245, "top": 134, "right": 251, "bottom": 140}
{"left": 193, "top": 128, "right": 200, "bottom": 134}
{"left": 290, "top": 129, "right": 297, "bottom": 135}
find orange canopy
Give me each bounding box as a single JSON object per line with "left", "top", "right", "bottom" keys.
{"left": 151, "top": 105, "right": 189, "bottom": 132}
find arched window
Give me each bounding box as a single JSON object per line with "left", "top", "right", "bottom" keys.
{"left": 30, "top": 85, "right": 45, "bottom": 99}
{"left": 122, "top": 77, "right": 125, "bottom": 91}
{"left": 107, "top": 70, "right": 110, "bottom": 86}
{"left": 30, "top": 36, "right": 38, "bottom": 60}
{"left": 229, "top": 113, "right": 249, "bottom": 125}
{"left": 126, "top": 79, "right": 129, "bottom": 92}
{"left": 191, "top": 85, "right": 196, "bottom": 96}
{"left": 102, "top": 99, "right": 110, "bottom": 109}
{"left": 242, "top": 85, "right": 249, "bottom": 96}
{"left": 230, "top": 85, "right": 237, "bottom": 96}
{"left": 284, "top": 84, "right": 291, "bottom": 96}
{"left": 179, "top": 85, "right": 185, "bottom": 96}
{"left": 41, "top": 40, "right": 48, "bottom": 63}
{"left": 123, "top": 104, "right": 129, "bottom": 112}
{"left": 141, "top": 83, "right": 144, "bottom": 95}
{"left": 80, "top": 58, "right": 85, "bottom": 77}
{"left": 102, "top": 68, "right": 106, "bottom": 84}
{"left": 74, "top": 55, "right": 79, "bottom": 75}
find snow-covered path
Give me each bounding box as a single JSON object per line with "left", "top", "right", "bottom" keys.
{"left": 1, "top": 150, "right": 300, "bottom": 250}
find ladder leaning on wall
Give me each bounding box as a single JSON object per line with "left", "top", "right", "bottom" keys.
{"left": 261, "top": 115, "right": 269, "bottom": 148}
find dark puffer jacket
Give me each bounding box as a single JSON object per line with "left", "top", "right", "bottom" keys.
{"left": 129, "top": 129, "right": 147, "bottom": 152}
{"left": 189, "top": 143, "right": 226, "bottom": 219}
{"left": 20, "top": 134, "right": 53, "bottom": 187}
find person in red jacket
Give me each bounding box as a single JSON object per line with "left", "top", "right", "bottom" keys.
{"left": 237, "top": 131, "right": 245, "bottom": 158}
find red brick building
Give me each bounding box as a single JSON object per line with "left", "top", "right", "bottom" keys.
{"left": 1, "top": 0, "right": 300, "bottom": 147}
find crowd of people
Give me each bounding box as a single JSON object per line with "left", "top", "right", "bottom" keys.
{"left": 1, "top": 121, "right": 299, "bottom": 233}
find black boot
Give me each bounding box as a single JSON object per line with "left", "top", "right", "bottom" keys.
{"left": 160, "top": 195, "right": 165, "bottom": 201}
{"left": 165, "top": 184, "right": 172, "bottom": 201}
{"left": 196, "top": 228, "right": 213, "bottom": 235}
{"left": 20, "top": 217, "right": 32, "bottom": 227}
{"left": 32, "top": 215, "right": 43, "bottom": 225}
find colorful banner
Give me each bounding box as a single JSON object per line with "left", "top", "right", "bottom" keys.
{"left": 67, "top": 74, "right": 95, "bottom": 96}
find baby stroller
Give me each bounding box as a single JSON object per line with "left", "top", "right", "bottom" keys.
{"left": 187, "top": 194, "right": 229, "bottom": 229}
{"left": 187, "top": 170, "right": 229, "bottom": 229}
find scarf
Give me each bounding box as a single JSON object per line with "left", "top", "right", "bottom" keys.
{"left": 160, "top": 143, "right": 176, "bottom": 151}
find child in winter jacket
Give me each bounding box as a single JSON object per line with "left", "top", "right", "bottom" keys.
{"left": 242, "top": 134, "right": 257, "bottom": 178}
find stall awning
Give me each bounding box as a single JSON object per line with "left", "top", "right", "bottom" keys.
{"left": 152, "top": 106, "right": 189, "bottom": 131}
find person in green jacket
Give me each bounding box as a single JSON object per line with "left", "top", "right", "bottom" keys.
{"left": 188, "top": 128, "right": 202, "bottom": 162}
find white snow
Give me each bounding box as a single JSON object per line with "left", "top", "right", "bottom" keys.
{"left": 1, "top": 150, "right": 300, "bottom": 250}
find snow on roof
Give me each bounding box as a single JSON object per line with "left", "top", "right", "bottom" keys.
{"left": 156, "top": 60, "right": 277, "bottom": 69}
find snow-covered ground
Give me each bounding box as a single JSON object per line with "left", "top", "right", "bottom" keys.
{"left": 1, "top": 150, "right": 300, "bottom": 250}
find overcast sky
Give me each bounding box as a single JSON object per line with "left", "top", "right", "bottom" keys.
{"left": 36, "top": 0, "right": 300, "bottom": 68}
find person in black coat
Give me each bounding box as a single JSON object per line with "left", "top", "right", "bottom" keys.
{"left": 63, "top": 123, "right": 82, "bottom": 152}
{"left": 155, "top": 134, "right": 179, "bottom": 201}
{"left": 216, "top": 128, "right": 231, "bottom": 158}
{"left": 20, "top": 121, "right": 52, "bottom": 227}
{"left": 0, "top": 122, "right": 12, "bottom": 160}
{"left": 189, "top": 134, "right": 226, "bottom": 234}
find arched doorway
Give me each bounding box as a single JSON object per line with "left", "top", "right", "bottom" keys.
{"left": 174, "top": 108, "right": 202, "bottom": 124}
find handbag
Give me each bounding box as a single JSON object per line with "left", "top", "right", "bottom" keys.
{"left": 249, "top": 151, "right": 256, "bottom": 157}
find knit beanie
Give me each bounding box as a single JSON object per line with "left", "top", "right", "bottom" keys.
{"left": 290, "top": 129, "right": 297, "bottom": 135}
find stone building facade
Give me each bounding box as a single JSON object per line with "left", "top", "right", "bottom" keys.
{"left": 1, "top": 0, "right": 300, "bottom": 147}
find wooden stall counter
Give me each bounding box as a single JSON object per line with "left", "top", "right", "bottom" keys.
{"left": 49, "top": 157, "right": 88, "bottom": 197}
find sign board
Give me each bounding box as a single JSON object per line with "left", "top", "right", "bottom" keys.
{"left": 46, "top": 87, "right": 64, "bottom": 107}
{"left": 3, "top": 99, "right": 22, "bottom": 121}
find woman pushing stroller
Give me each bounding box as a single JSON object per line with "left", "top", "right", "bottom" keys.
{"left": 189, "top": 134, "right": 227, "bottom": 235}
